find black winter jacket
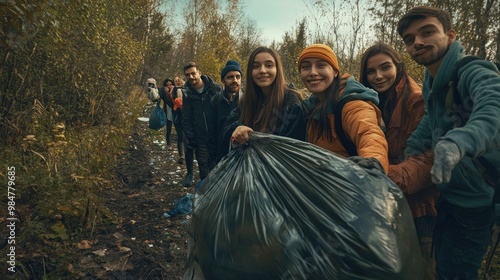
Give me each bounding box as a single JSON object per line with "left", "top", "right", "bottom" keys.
{"left": 159, "top": 87, "right": 174, "bottom": 116}
{"left": 182, "top": 75, "right": 222, "bottom": 146}
{"left": 208, "top": 89, "right": 242, "bottom": 164}
{"left": 222, "top": 89, "right": 307, "bottom": 145}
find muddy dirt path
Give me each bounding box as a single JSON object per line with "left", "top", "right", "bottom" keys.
{"left": 73, "top": 102, "right": 196, "bottom": 279}
{"left": 68, "top": 102, "right": 500, "bottom": 280}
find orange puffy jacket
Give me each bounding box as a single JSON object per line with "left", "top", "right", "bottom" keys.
{"left": 306, "top": 76, "right": 389, "bottom": 174}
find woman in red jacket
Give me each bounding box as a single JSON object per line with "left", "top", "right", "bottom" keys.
{"left": 360, "top": 43, "right": 438, "bottom": 279}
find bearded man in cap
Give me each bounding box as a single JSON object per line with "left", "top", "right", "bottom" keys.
{"left": 207, "top": 60, "right": 243, "bottom": 169}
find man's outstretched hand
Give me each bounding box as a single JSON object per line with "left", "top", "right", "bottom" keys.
{"left": 431, "top": 140, "right": 461, "bottom": 184}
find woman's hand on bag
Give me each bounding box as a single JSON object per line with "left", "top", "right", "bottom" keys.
{"left": 231, "top": 126, "right": 253, "bottom": 148}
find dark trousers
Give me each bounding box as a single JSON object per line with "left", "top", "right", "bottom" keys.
{"left": 165, "top": 120, "right": 173, "bottom": 146}
{"left": 185, "top": 142, "right": 209, "bottom": 180}
{"left": 414, "top": 215, "right": 436, "bottom": 280}
{"left": 434, "top": 196, "right": 494, "bottom": 280}
{"left": 173, "top": 120, "right": 184, "bottom": 157}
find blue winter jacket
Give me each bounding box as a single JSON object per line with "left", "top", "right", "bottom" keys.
{"left": 404, "top": 41, "right": 500, "bottom": 208}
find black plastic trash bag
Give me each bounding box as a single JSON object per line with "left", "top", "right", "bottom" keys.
{"left": 191, "top": 132, "right": 423, "bottom": 280}
{"left": 149, "top": 101, "right": 166, "bottom": 130}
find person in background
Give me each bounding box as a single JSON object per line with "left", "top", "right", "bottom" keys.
{"left": 145, "top": 78, "right": 160, "bottom": 101}
{"left": 360, "top": 42, "right": 438, "bottom": 278}
{"left": 159, "top": 78, "right": 174, "bottom": 149}
{"left": 208, "top": 60, "right": 243, "bottom": 169}
{"left": 225, "top": 46, "right": 307, "bottom": 146}
{"left": 172, "top": 76, "right": 185, "bottom": 164}
{"left": 297, "top": 43, "right": 389, "bottom": 173}
{"left": 398, "top": 6, "right": 500, "bottom": 279}
{"left": 182, "top": 62, "right": 222, "bottom": 186}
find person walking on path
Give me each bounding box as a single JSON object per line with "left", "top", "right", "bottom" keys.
{"left": 182, "top": 62, "right": 222, "bottom": 187}
{"left": 172, "top": 76, "right": 186, "bottom": 164}
{"left": 159, "top": 78, "right": 175, "bottom": 149}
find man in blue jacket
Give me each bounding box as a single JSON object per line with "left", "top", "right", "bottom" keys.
{"left": 398, "top": 6, "right": 500, "bottom": 279}
{"left": 182, "top": 62, "right": 222, "bottom": 186}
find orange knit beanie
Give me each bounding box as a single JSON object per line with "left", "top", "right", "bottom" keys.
{"left": 297, "top": 44, "right": 340, "bottom": 73}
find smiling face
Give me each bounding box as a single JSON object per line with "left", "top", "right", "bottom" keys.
{"left": 251, "top": 52, "right": 277, "bottom": 93}
{"left": 365, "top": 53, "right": 397, "bottom": 93}
{"left": 401, "top": 16, "right": 455, "bottom": 73}
{"left": 174, "top": 77, "right": 184, "bottom": 87}
{"left": 166, "top": 80, "right": 174, "bottom": 90}
{"left": 184, "top": 66, "right": 202, "bottom": 89}
{"left": 299, "top": 58, "right": 337, "bottom": 95}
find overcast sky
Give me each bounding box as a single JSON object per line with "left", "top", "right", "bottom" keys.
{"left": 242, "top": 0, "right": 311, "bottom": 44}
{"left": 167, "top": 0, "right": 328, "bottom": 45}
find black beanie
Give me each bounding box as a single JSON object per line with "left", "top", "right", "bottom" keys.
{"left": 220, "top": 60, "right": 242, "bottom": 79}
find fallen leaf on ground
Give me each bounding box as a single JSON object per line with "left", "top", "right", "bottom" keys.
{"left": 77, "top": 240, "right": 92, "bottom": 249}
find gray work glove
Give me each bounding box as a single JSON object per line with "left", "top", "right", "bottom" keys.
{"left": 348, "top": 156, "right": 385, "bottom": 174}
{"left": 431, "top": 140, "right": 461, "bottom": 184}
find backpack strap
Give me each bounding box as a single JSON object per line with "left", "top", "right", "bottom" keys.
{"left": 334, "top": 99, "right": 358, "bottom": 156}
{"left": 446, "top": 55, "right": 481, "bottom": 113}
{"left": 473, "top": 157, "right": 500, "bottom": 188}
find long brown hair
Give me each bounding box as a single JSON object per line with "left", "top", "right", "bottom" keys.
{"left": 307, "top": 75, "right": 349, "bottom": 141}
{"left": 359, "top": 43, "right": 411, "bottom": 126}
{"left": 239, "top": 46, "right": 291, "bottom": 133}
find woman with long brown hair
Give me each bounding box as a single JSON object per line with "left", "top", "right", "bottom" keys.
{"left": 360, "top": 42, "right": 438, "bottom": 279}
{"left": 225, "top": 46, "right": 307, "bottom": 145}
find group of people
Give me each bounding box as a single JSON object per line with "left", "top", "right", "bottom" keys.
{"left": 154, "top": 61, "right": 239, "bottom": 187}
{"left": 158, "top": 76, "right": 185, "bottom": 163}
{"left": 151, "top": 5, "right": 500, "bottom": 280}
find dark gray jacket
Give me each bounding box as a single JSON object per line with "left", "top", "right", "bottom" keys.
{"left": 182, "top": 75, "right": 222, "bottom": 146}
{"left": 208, "top": 89, "right": 242, "bottom": 164}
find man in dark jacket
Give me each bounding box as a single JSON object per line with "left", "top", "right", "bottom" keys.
{"left": 208, "top": 60, "right": 243, "bottom": 169}
{"left": 182, "top": 62, "right": 222, "bottom": 186}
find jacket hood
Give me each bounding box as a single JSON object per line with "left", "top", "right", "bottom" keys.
{"left": 184, "top": 75, "right": 218, "bottom": 91}
{"left": 339, "top": 76, "right": 379, "bottom": 104}
{"left": 201, "top": 74, "right": 217, "bottom": 86}
{"left": 423, "top": 41, "right": 463, "bottom": 94}
{"left": 305, "top": 76, "right": 379, "bottom": 116}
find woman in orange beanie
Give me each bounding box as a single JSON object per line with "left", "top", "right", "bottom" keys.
{"left": 360, "top": 43, "right": 437, "bottom": 278}
{"left": 298, "top": 43, "right": 389, "bottom": 173}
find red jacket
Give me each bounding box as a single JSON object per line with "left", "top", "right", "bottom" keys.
{"left": 386, "top": 77, "right": 438, "bottom": 218}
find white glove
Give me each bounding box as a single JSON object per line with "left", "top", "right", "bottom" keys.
{"left": 431, "top": 140, "right": 461, "bottom": 184}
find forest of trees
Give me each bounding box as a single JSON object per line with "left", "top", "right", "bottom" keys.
{"left": 1, "top": 0, "right": 499, "bottom": 277}
{"left": 2, "top": 0, "right": 499, "bottom": 141}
